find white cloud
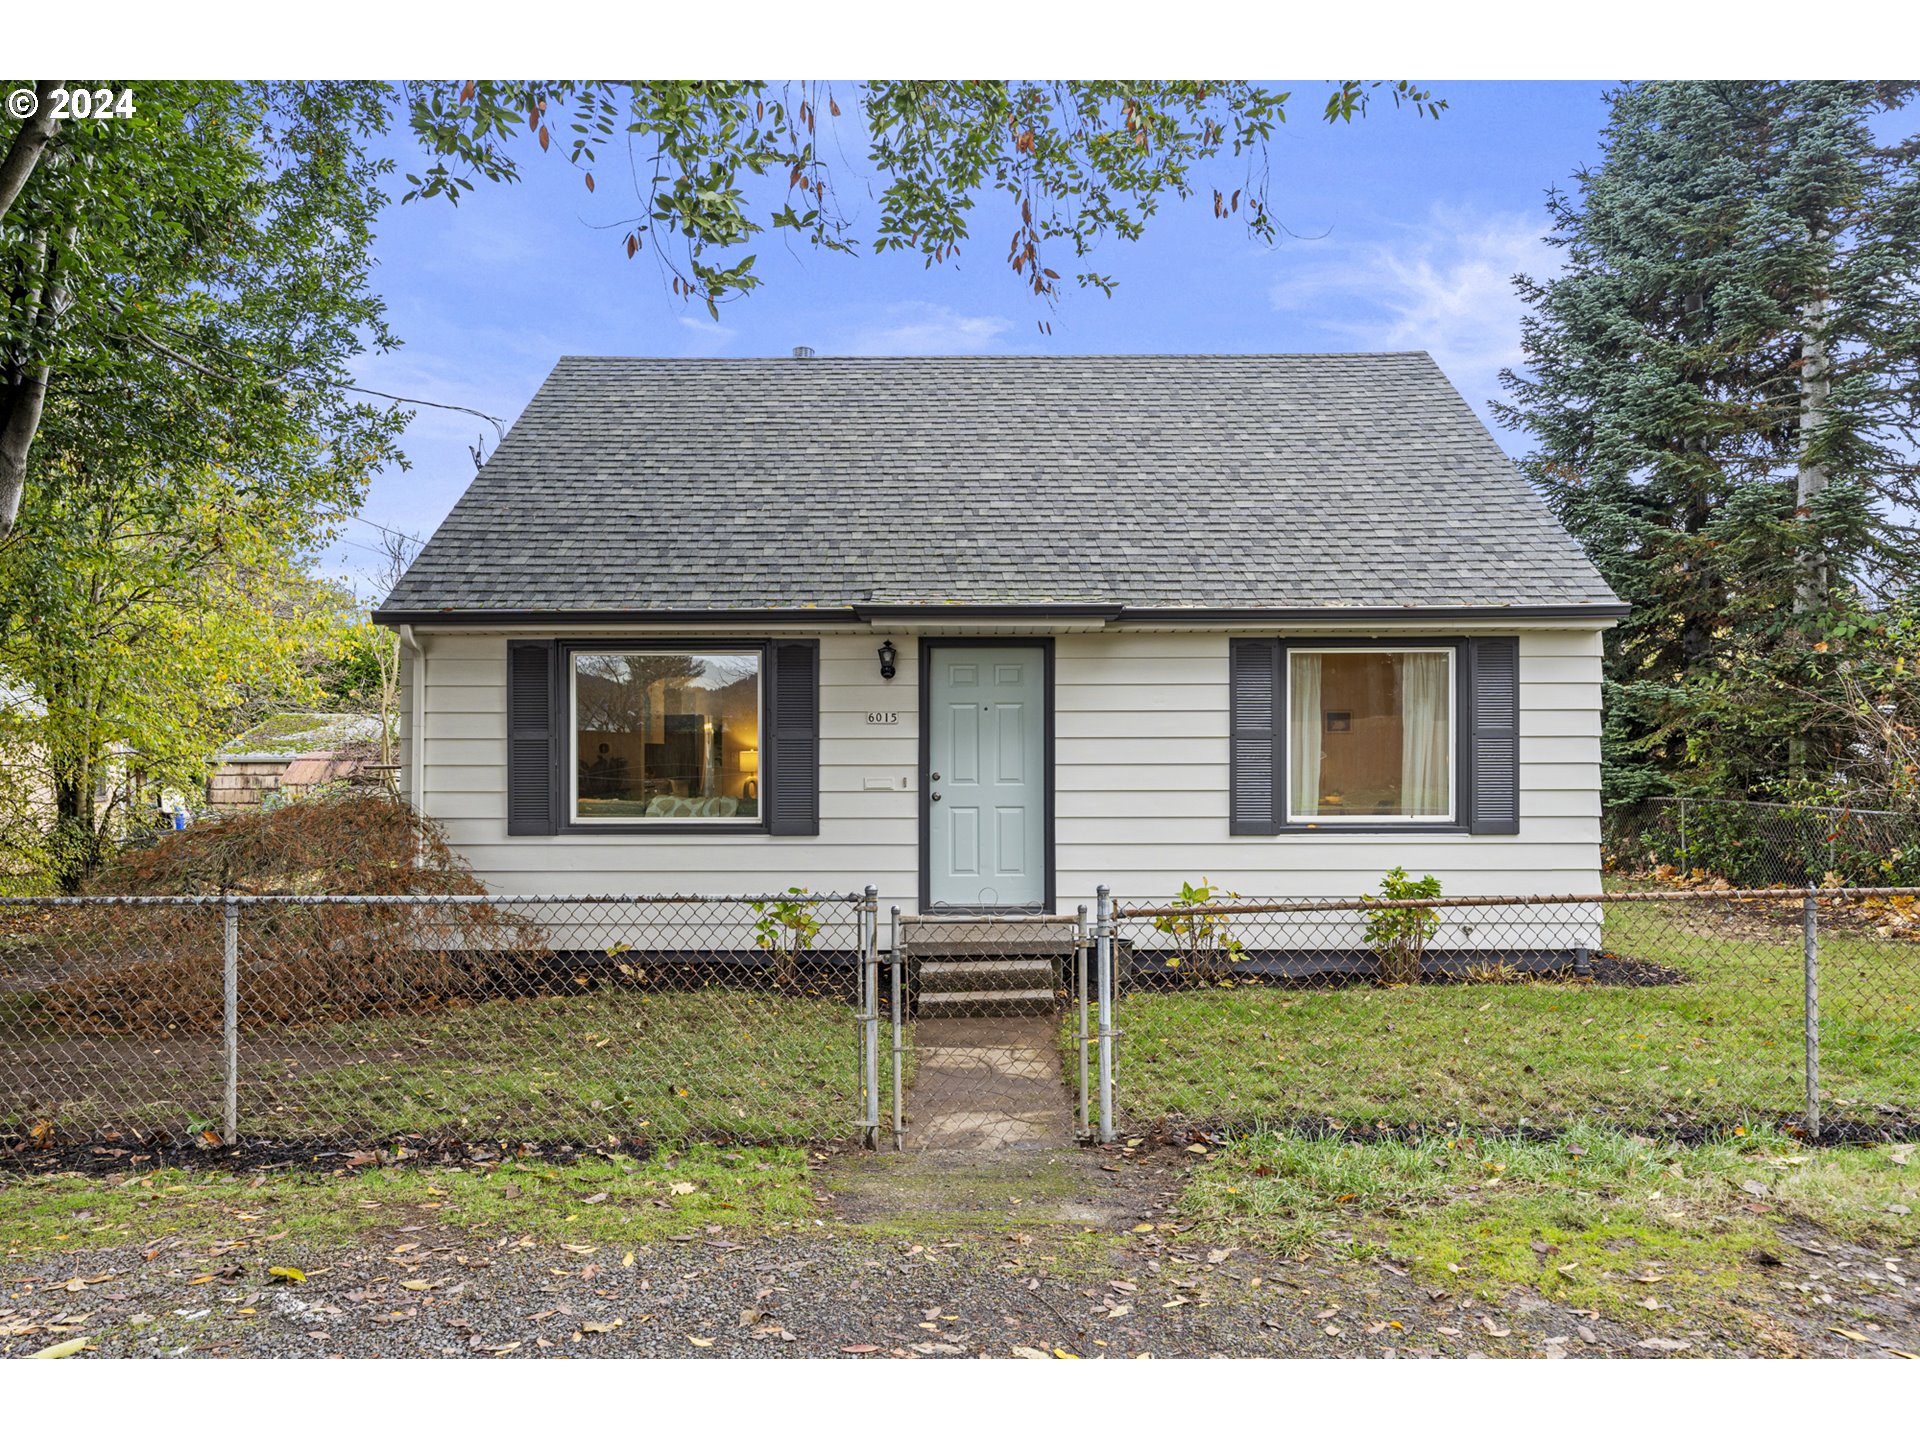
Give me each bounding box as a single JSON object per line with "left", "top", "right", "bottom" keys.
{"left": 676, "top": 313, "right": 737, "bottom": 354}
{"left": 839, "top": 302, "right": 1013, "bottom": 356}
{"left": 1268, "top": 205, "right": 1555, "bottom": 416}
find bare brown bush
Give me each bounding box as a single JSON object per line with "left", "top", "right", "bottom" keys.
{"left": 36, "top": 792, "right": 546, "bottom": 1033}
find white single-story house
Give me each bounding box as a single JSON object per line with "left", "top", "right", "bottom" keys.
{"left": 374, "top": 352, "right": 1624, "bottom": 915}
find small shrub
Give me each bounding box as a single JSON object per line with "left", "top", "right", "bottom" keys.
{"left": 37, "top": 791, "right": 543, "bottom": 1033}
{"left": 1153, "top": 878, "right": 1246, "bottom": 983}
{"left": 751, "top": 887, "right": 821, "bottom": 990}
{"left": 1365, "top": 866, "right": 1441, "bottom": 986}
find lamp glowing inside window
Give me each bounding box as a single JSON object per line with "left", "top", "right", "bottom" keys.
{"left": 571, "top": 651, "right": 761, "bottom": 821}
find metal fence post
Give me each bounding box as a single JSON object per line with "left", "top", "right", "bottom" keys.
{"left": 1803, "top": 892, "right": 1821, "bottom": 1141}
{"left": 890, "top": 906, "right": 906, "bottom": 1159}
{"left": 1096, "top": 885, "right": 1116, "bottom": 1143}
{"left": 1074, "top": 903, "right": 1090, "bottom": 1138}
{"left": 1678, "top": 796, "right": 1690, "bottom": 873}
{"left": 222, "top": 895, "right": 239, "bottom": 1147}
{"left": 863, "top": 886, "right": 881, "bottom": 1148}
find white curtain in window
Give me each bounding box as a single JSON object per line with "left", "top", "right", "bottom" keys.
{"left": 1400, "top": 652, "right": 1450, "bottom": 817}
{"left": 1289, "top": 653, "right": 1322, "bottom": 817}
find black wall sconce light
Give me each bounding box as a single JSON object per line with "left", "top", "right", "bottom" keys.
{"left": 878, "top": 639, "right": 897, "bottom": 681}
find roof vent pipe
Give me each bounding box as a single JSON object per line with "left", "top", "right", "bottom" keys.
{"left": 791, "top": 345, "right": 815, "bottom": 359}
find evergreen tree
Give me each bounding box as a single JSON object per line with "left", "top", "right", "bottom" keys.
{"left": 1497, "top": 81, "right": 1920, "bottom": 802}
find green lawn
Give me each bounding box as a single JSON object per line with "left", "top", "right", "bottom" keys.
{"left": 1178, "top": 1125, "right": 1918, "bottom": 1328}
{"left": 5, "top": 987, "right": 887, "bottom": 1147}
{"left": 1100, "top": 898, "right": 1920, "bottom": 1132}
{"left": 0, "top": 1145, "right": 817, "bottom": 1259}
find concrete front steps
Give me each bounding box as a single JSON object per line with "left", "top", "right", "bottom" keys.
{"left": 901, "top": 917, "right": 1079, "bottom": 1019}
{"left": 916, "top": 957, "right": 1056, "bottom": 1018}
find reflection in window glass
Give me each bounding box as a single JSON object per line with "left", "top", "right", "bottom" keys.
{"left": 1288, "top": 649, "right": 1451, "bottom": 821}
{"left": 572, "top": 651, "right": 761, "bottom": 822}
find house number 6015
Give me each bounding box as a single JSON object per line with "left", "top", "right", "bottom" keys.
{"left": 865, "top": 711, "right": 899, "bottom": 725}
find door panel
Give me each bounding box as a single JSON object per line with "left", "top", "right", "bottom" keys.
{"left": 948, "top": 807, "right": 980, "bottom": 876}
{"left": 928, "top": 645, "right": 1046, "bottom": 908}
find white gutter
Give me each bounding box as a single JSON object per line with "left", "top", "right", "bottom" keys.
{"left": 397, "top": 624, "right": 426, "bottom": 812}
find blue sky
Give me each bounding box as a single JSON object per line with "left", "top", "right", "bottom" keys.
{"left": 333, "top": 81, "right": 1616, "bottom": 591}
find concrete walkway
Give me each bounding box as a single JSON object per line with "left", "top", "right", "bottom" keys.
{"left": 902, "top": 1016, "right": 1075, "bottom": 1151}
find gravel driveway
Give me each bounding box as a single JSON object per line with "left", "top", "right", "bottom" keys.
{"left": 6, "top": 1141, "right": 1916, "bottom": 1358}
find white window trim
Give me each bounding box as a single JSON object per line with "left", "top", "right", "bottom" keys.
{"left": 1284, "top": 644, "right": 1457, "bottom": 826}
{"left": 568, "top": 648, "right": 764, "bottom": 826}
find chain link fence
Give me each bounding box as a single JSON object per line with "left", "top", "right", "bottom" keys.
{"left": 1, "top": 891, "right": 891, "bottom": 1155}
{"left": 7, "top": 882, "right": 1915, "bottom": 1160}
{"left": 1109, "top": 887, "right": 1920, "bottom": 1142}
{"left": 1606, "top": 796, "right": 1920, "bottom": 888}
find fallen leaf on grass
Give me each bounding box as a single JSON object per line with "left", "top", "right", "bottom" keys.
{"left": 1011, "top": 1346, "right": 1051, "bottom": 1359}
{"left": 840, "top": 1344, "right": 881, "bottom": 1354}
{"left": 268, "top": 1267, "right": 305, "bottom": 1284}
{"left": 687, "top": 1335, "right": 714, "bottom": 1348}
{"left": 1479, "top": 1316, "right": 1511, "bottom": 1338}
{"left": 1830, "top": 1327, "right": 1873, "bottom": 1344}
{"left": 669, "top": 1182, "right": 697, "bottom": 1197}
{"left": 581, "top": 1320, "right": 622, "bottom": 1335}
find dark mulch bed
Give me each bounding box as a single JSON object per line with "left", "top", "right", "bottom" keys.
{"left": 1123, "top": 948, "right": 1687, "bottom": 994}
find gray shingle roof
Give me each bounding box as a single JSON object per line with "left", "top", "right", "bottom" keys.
{"left": 377, "top": 353, "right": 1620, "bottom": 618}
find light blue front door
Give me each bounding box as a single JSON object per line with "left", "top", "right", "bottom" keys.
{"left": 928, "top": 645, "right": 1047, "bottom": 910}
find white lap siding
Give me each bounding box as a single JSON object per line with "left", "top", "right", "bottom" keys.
{"left": 1050, "top": 629, "right": 1606, "bottom": 907}
{"left": 399, "top": 631, "right": 919, "bottom": 901}
{"left": 400, "top": 626, "right": 1606, "bottom": 918}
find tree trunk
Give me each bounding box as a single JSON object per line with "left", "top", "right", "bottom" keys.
{"left": 0, "top": 83, "right": 61, "bottom": 225}
{"left": 0, "top": 225, "right": 73, "bottom": 543}
{"left": 50, "top": 758, "right": 106, "bottom": 893}
{"left": 1796, "top": 286, "right": 1832, "bottom": 612}
{"left": 0, "top": 365, "right": 51, "bottom": 538}
{"left": 1790, "top": 269, "right": 1833, "bottom": 781}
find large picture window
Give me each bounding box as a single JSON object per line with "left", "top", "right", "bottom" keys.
{"left": 570, "top": 650, "right": 762, "bottom": 823}
{"left": 1286, "top": 647, "right": 1454, "bottom": 823}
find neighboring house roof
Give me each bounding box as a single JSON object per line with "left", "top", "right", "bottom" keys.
{"left": 376, "top": 353, "right": 1624, "bottom": 622}
{"left": 213, "top": 712, "right": 386, "bottom": 764}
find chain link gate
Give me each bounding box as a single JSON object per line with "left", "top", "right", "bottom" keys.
{"left": 880, "top": 908, "right": 1093, "bottom": 1150}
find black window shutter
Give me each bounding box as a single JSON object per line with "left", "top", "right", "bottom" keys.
{"left": 507, "top": 640, "right": 559, "bottom": 836}
{"left": 1467, "top": 636, "right": 1521, "bottom": 835}
{"left": 766, "top": 640, "right": 820, "bottom": 836}
{"left": 1229, "top": 638, "right": 1283, "bottom": 835}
